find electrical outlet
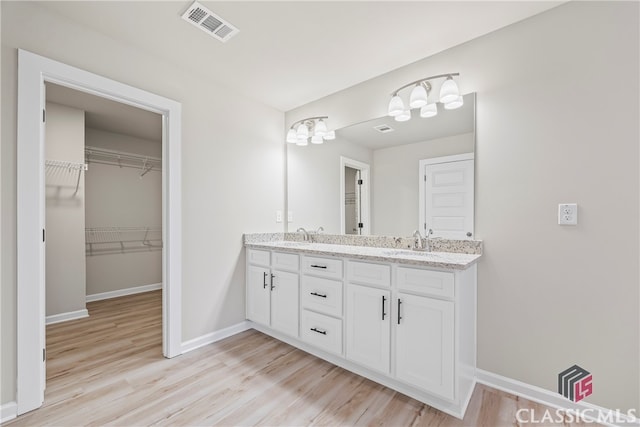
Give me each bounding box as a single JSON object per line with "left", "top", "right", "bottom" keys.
{"left": 558, "top": 203, "right": 578, "bottom": 225}
{"left": 287, "top": 211, "right": 293, "bottom": 222}
{"left": 276, "top": 210, "right": 283, "bottom": 223}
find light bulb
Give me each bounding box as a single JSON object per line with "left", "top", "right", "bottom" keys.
{"left": 394, "top": 110, "right": 411, "bottom": 122}
{"left": 286, "top": 128, "right": 297, "bottom": 143}
{"left": 439, "top": 76, "right": 460, "bottom": 104}
{"left": 409, "top": 84, "right": 428, "bottom": 108}
{"left": 420, "top": 103, "right": 438, "bottom": 118}
{"left": 314, "top": 119, "right": 327, "bottom": 137}
{"left": 444, "top": 96, "right": 464, "bottom": 110}
{"left": 324, "top": 130, "right": 336, "bottom": 140}
{"left": 296, "top": 123, "right": 309, "bottom": 140}
{"left": 388, "top": 94, "right": 405, "bottom": 117}
{"left": 311, "top": 134, "right": 323, "bottom": 144}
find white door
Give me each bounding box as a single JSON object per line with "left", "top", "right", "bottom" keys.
{"left": 422, "top": 156, "right": 474, "bottom": 239}
{"left": 395, "top": 293, "right": 455, "bottom": 400}
{"left": 246, "top": 265, "right": 270, "bottom": 326}
{"left": 345, "top": 284, "right": 390, "bottom": 374}
{"left": 270, "top": 270, "right": 299, "bottom": 337}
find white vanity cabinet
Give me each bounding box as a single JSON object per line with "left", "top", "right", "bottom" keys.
{"left": 246, "top": 249, "right": 299, "bottom": 337}
{"left": 245, "top": 244, "right": 477, "bottom": 419}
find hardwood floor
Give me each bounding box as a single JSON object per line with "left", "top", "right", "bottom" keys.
{"left": 5, "top": 290, "right": 594, "bottom": 426}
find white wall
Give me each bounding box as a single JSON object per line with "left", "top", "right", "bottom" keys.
{"left": 1, "top": 2, "right": 284, "bottom": 405}
{"left": 287, "top": 139, "right": 371, "bottom": 234}
{"left": 44, "top": 102, "right": 86, "bottom": 317}
{"left": 84, "top": 128, "right": 162, "bottom": 296}
{"left": 285, "top": 2, "right": 639, "bottom": 411}
{"left": 372, "top": 132, "right": 474, "bottom": 235}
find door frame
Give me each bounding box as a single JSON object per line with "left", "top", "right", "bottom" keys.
{"left": 418, "top": 153, "right": 474, "bottom": 238}
{"left": 339, "top": 156, "right": 370, "bottom": 235}
{"left": 16, "top": 49, "right": 183, "bottom": 415}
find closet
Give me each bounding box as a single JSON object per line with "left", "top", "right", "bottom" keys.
{"left": 44, "top": 83, "right": 162, "bottom": 324}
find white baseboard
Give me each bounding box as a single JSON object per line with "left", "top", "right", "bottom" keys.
{"left": 1, "top": 401, "right": 17, "bottom": 423}
{"left": 45, "top": 309, "right": 89, "bottom": 325}
{"left": 476, "top": 369, "right": 639, "bottom": 427}
{"left": 181, "top": 321, "right": 251, "bottom": 354}
{"left": 86, "top": 283, "right": 162, "bottom": 302}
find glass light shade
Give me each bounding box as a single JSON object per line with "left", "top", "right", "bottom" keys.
{"left": 394, "top": 110, "right": 411, "bottom": 122}
{"left": 439, "top": 77, "right": 460, "bottom": 104}
{"left": 286, "top": 128, "right": 297, "bottom": 143}
{"left": 388, "top": 95, "right": 405, "bottom": 117}
{"left": 296, "top": 138, "right": 308, "bottom": 146}
{"left": 314, "top": 119, "right": 327, "bottom": 137}
{"left": 444, "top": 96, "right": 464, "bottom": 110}
{"left": 409, "top": 84, "right": 428, "bottom": 108}
{"left": 311, "top": 134, "right": 323, "bottom": 144}
{"left": 420, "top": 103, "right": 438, "bottom": 118}
{"left": 324, "top": 130, "right": 336, "bottom": 140}
{"left": 296, "top": 123, "right": 309, "bottom": 140}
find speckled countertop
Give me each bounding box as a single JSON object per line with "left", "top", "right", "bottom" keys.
{"left": 245, "top": 240, "right": 481, "bottom": 270}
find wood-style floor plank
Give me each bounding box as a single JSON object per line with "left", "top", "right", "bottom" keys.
{"left": 4, "top": 290, "right": 597, "bottom": 426}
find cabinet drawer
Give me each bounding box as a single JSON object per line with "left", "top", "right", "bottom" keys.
{"left": 397, "top": 267, "right": 454, "bottom": 299}
{"left": 302, "top": 276, "right": 343, "bottom": 318}
{"left": 301, "top": 310, "right": 342, "bottom": 355}
{"left": 347, "top": 261, "right": 391, "bottom": 287}
{"left": 302, "top": 256, "right": 343, "bottom": 279}
{"left": 272, "top": 251, "right": 299, "bottom": 271}
{"left": 247, "top": 249, "right": 270, "bottom": 267}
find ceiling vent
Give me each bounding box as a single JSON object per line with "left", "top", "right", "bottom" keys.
{"left": 374, "top": 124, "right": 395, "bottom": 134}
{"left": 181, "top": 1, "right": 239, "bottom": 43}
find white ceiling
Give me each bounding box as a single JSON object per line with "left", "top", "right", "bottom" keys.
{"left": 337, "top": 93, "right": 474, "bottom": 150}
{"left": 37, "top": 1, "right": 562, "bottom": 112}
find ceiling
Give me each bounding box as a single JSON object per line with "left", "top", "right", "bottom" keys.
{"left": 337, "top": 93, "right": 474, "bottom": 150}
{"left": 36, "top": 1, "right": 562, "bottom": 112}
{"left": 46, "top": 82, "right": 163, "bottom": 142}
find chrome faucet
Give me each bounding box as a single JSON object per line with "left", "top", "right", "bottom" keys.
{"left": 296, "top": 227, "right": 309, "bottom": 241}
{"left": 316, "top": 226, "right": 324, "bottom": 234}
{"left": 412, "top": 230, "right": 429, "bottom": 251}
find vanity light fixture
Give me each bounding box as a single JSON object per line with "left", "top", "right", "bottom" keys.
{"left": 286, "top": 116, "right": 334, "bottom": 146}
{"left": 387, "top": 73, "right": 462, "bottom": 122}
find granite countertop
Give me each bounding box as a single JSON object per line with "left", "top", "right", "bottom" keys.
{"left": 245, "top": 240, "right": 481, "bottom": 270}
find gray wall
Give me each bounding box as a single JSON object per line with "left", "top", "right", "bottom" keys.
{"left": 288, "top": 139, "right": 372, "bottom": 234}
{"left": 1, "top": 2, "right": 284, "bottom": 405}
{"left": 371, "top": 132, "right": 474, "bottom": 235}
{"left": 85, "top": 128, "right": 162, "bottom": 296}
{"left": 44, "top": 102, "right": 86, "bottom": 317}
{"left": 285, "top": 2, "right": 639, "bottom": 411}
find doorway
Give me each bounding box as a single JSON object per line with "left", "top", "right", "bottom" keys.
{"left": 16, "top": 49, "right": 182, "bottom": 415}
{"left": 340, "top": 156, "right": 370, "bottom": 235}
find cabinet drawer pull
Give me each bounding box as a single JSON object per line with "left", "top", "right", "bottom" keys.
{"left": 310, "top": 292, "right": 327, "bottom": 298}
{"left": 397, "top": 298, "right": 402, "bottom": 324}
{"left": 382, "top": 295, "right": 387, "bottom": 320}
{"left": 310, "top": 327, "right": 327, "bottom": 335}
{"left": 262, "top": 272, "right": 268, "bottom": 289}
{"left": 270, "top": 273, "right": 275, "bottom": 290}
{"left": 310, "top": 264, "right": 327, "bottom": 269}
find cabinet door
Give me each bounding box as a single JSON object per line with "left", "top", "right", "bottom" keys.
{"left": 395, "top": 293, "right": 454, "bottom": 400}
{"left": 246, "top": 264, "right": 270, "bottom": 326}
{"left": 345, "top": 284, "right": 390, "bottom": 374}
{"left": 270, "top": 270, "right": 299, "bottom": 337}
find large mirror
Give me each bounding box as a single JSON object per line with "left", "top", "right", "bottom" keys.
{"left": 287, "top": 93, "right": 475, "bottom": 238}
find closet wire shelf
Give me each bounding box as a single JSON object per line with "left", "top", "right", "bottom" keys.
{"left": 85, "top": 226, "right": 162, "bottom": 256}
{"left": 45, "top": 159, "right": 88, "bottom": 196}
{"left": 85, "top": 146, "right": 161, "bottom": 178}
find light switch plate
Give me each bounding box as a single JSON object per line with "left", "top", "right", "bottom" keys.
{"left": 558, "top": 203, "right": 578, "bottom": 225}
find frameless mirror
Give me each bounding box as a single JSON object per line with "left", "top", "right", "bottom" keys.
{"left": 287, "top": 93, "right": 475, "bottom": 237}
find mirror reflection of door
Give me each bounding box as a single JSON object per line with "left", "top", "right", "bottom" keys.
{"left": 420, "top": 153, "right": 474, "bottom": 239}
{"left": 344, "top": 167, "right": 361, "bottom": 234}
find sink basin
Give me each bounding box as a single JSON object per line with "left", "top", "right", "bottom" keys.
{"left": 382, "top": 249, "right": 434, "bottom": 257}
{"left": 276, "top": 241, "right": 310, "bottom": 247}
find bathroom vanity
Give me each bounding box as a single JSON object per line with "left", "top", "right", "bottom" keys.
{"left": 244, "top": 233, "right": 481, "bottom": 419}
